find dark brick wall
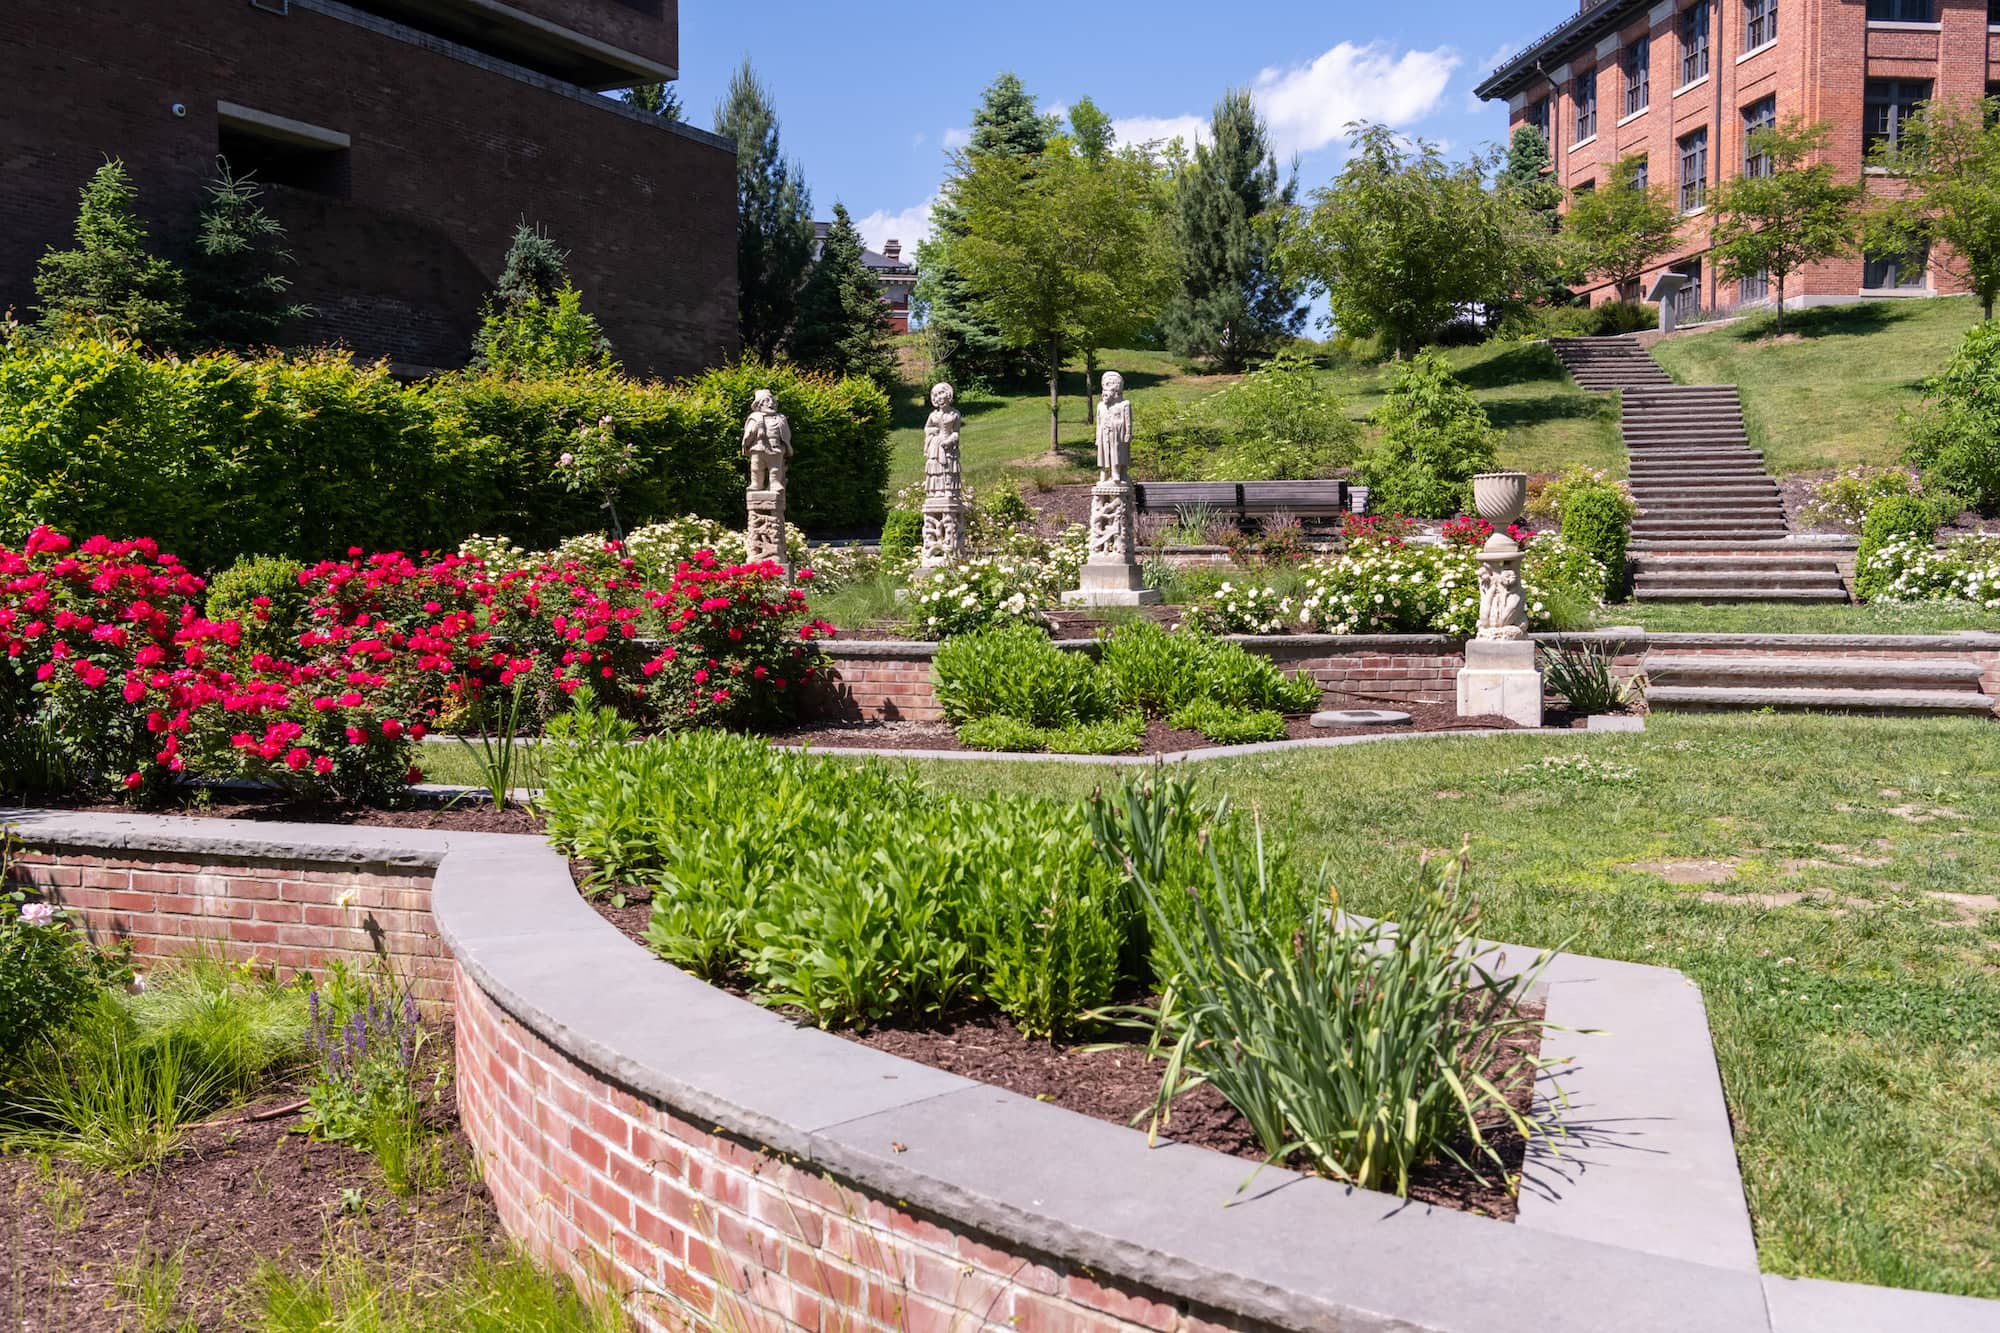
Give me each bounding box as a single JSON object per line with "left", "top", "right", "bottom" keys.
{"left": 0, "top": 0, "right": 736, "bottom": 379}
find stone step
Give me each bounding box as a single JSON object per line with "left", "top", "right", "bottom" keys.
{"left": 1632, "top": 586, "right": 1850, "bottom": 602}
{"left": 1633, "top": 554, "right": 1844, "bottom": 571}
{"left": 1645, "top": 654, "right": 1985, "bottom": 690}
{"left": 1622, "top": 426, "right": 1750, "bottom": 438}
{"left": 1632, "top": 521, "right": 1791, "bottom": 534}
{"left": 1633, "top": 495, "right": 1783, "bottom": 509}
{"left": 1636, "top": 569, "right": 1846, "bottom": 592}
{"left": 1625, "top": 451, "right": 1766, "bottom": 464}
{"left": 1646, "top": 684, "right": 1995, "bottom": 715}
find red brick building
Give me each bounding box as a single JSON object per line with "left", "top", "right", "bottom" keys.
{"left": 2, "top": 0, "right": 739, "bottom": 378}
{"left": 1476, "top": 0, "right": 2000, "bottom": 315}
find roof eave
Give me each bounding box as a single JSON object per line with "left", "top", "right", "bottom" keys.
{"left": 1473, "top": 0, "right": 1654, "bottom": 102}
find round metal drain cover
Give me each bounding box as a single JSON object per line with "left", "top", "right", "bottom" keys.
{"left": 1310, "top": 709, "right": 1412, "bottom": 728}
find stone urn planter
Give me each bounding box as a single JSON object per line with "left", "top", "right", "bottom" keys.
{"left": 1472, "top": 471, "right": 1529, "bottom": 528}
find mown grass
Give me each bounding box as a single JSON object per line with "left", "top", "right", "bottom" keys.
{"left": 1650, "top": 296, "right": 1981, "bottom": 476}
{"left": 1601, "top": 600, "right": 2000, "bottom": 634}
{"left": 884, "top": 341, "right": 1623, "bottom": 499}
{"left": 900, "top": 711, "right": 2000, "bottom": 1298}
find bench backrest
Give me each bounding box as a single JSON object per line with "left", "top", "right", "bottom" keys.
{"left": 1134, "top": 480, "right": 1349, "bottom": 512}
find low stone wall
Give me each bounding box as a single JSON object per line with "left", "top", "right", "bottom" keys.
{"left": 3, "top": 814, "right": 467, "bottom": 1007}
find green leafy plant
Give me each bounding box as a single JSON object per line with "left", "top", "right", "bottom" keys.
{"left": 1361, "top": 351, "right": 1498, "bottom": 517}
{"left": 1107, "top": 837, "right": 1559, "bottom": 1195}
{"left": 303, "top": 963, "right": 437, "bottom": 1195}
{"left": 2, "top": 841, "right": 125, "bottom": 1073}
{"left": 1855, "top": 495, "right": 1941, "bottom": 601}
{"left": 957, "top": 714, "right": 1048, "bottom": 752}
{"left": 1540, "top": 642, "right": 1641, "bottom": 714}
{"left": 204, "top": 555, "right": 308, "bottom": 662}
{"left": 1557, "top": 481, "right": 1636, "bottom": 596}
{"left": 454, "top": 677, "right": 534, "bottom": 812}
{"left": 933, "top": 623, "right": 1111, "bottom": 727}
{"left": 1167, "top": 697, "right": 1287, "bottom": 744}
{"left": 1903, "top": 319, "right": 2000, "bottom": 509}
{"left": 1798, "top": 466, "right": 1928, "bottom": 533}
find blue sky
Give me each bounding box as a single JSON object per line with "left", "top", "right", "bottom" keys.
{"left": 670, "top": 0, "right": 1564, "bottom": 256}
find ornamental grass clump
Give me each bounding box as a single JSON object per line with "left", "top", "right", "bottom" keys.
{"left": 1100, "top": 830, "right": 1558, "bottom": 1196}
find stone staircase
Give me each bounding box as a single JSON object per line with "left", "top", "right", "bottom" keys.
{"left": 1548, "top": 336, "right": 1670, "bottom": 389}
{"left": 1645, "top": 651, "right": 1996, "bottom": 715}
{"left": 1551, "top": 337, "right": 1850, "bottom": 604}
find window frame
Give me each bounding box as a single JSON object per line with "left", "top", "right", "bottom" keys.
{"left": 1624, "top": 38, "right": 1651, "bottom": 116}
{"left": 1864, "top": 78, "right": 1932, "bottom": 156}
{"left": 1631, "top": 157, "right": 1651, "bottom": 190}
{"left": 1866, "top": 0, "right": 1935, "bottom": 21}
{"left": 1744, "top": 0, "right": 1777, "bottom": 50}
{"left": 1738, "top": 269, "right": 1770, "bottom": 304}
{"left": 1575, "top": 67, "right": 1599, "bottom": 142}
{"left": 1742, "top": 97, "right": 1777, "bottom": 177}
{"left": 1679, "top": 0, "right": 1711, "bottom": 87}
{"left": 1678, "top": 126, "right": 1708, "bottom": 212}
{"left": 1862, "top": 243, "right": 1929, "bottom": 291}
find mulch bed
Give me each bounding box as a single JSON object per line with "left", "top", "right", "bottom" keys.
{"left": 771, "top": 704, "right": 1533, "bottom": 756}
{"left": 0, "top": 1064, "right": 498, "bottom": 1332}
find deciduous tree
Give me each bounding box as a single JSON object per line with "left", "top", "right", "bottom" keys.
{"left": 1708, "top": 117, "right": 1861, "bottom": 334}
{"left": 1562, "top": 154, "right": 1684, "bottom": 299}
{"left": 1867, "top": 93, "right": 2000, "bottom": 320}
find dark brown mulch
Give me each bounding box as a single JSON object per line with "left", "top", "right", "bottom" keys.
{"left": 50, "top": 791, "right": 543, "bottom": 834}
{"left": 0, "top": 1075, "right": 498, "bottom": 1332}
{"left": 848, "top": 1007, "right": 1543, "bottom": 1220}
{"left": 772, "top": 703, "right": 1528, "bottom": 756}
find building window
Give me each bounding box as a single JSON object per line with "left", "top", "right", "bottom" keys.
{"left": 1743, "top": 97, "right": 1777, "bottom": 176}
{"left": 1680, "top": 0, "right": 1710, "bottom": 86}
{"left": 1866, "top": 0, "right": 1934, "bottom": 19}
{"left": 1575, "top": 68, "right": 1598, "bottom": 141}
{"left": 1527, "top": 97, "right": 1551, "bottom": 144}
{"left": 1739, "top": 269, "right": 1770, "bottom": 304}
{"left": 1671, "top": 259, "right": 1703, "bottom": 322}
{"left": 1679, "top": 127, "right": 1708, "bottom": 211}
{"left": 1576, "top": 179, "right": 1597, "bottom": 194}
{"left": 1744, "top": 0, "right": 1777, "bottom": 49}
{"left": 1863, "top": 244, "right": 1928, "bottom": 290}
{"left": 1865, "top": 79, "right": 1932, "bottom": 155}
{"left": 1624, "top": 39, "right": 1650, "bottom": 116}
{"left": 216, "top": 104, "right": 351, "bottom": 199}
{"left": 1632, "top": 157, "right": 1651, "bottom": 189}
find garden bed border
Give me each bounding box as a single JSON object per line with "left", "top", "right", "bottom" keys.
{"left": 6, "top": 809, "right": 1998, "bottom": 1332}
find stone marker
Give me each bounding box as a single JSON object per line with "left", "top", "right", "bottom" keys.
{"left": 1456, "top": 471, "right": 1544, "bottom": 727}
{"left": 1311, "top": 709, "right": 1412, "bottom": 728}
{"left": 741, "top": 388, "right": 791, "bottom": 573}
{"left": 1063, "top": 371, "right": 1161, "bottom": 608}
{"left": 919, "top": 382, "right": 967, "bottom": 569}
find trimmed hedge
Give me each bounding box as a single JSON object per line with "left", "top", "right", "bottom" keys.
{"left": 1556, "top": 483, "right": 1636, "bottom": 597}
{"left": 0, "top": 334, "right": 893, "bottom": 570}
{"left": 1854, "top": 495, "right": 1939, "bottom": 602}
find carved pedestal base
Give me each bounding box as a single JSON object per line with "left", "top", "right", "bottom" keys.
{"left": 918, "top": 498, "right": 966, "bottom": 569}
{"left": 745, "top": 488, "right": 789, "bottom": 578}
{"left": 1456, "top": 638, "right": 1543, "bottom": 727}
{"left": 1063, "top": 482, "right": 1160, "bottom": 607}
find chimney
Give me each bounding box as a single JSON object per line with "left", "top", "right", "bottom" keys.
{"left": 883, "top": 240, "right": 901, "bottom": 262}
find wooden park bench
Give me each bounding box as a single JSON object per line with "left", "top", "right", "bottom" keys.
{"left": 1132, "top": 479, "right": 1352, "bottom": 534}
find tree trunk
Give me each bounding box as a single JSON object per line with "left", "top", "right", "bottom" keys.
{"left": 1084, "top": 349, "right": 1097, "bottom": 426}
{"left": 1985, "top": 293, "right": 1994, "bottom": 322}
{"left": 1774, "top": 273, "right": 1785, "bottom": 336}
{"left": 1049, "top": 340, "right": 1062, "bottom": 452}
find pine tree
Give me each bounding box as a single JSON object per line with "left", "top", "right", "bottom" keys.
{"left": 1496, "top": 126, "right": 1562, "bottom": 223}
{"left": 34, "top": 159, "right": 186, "bottom": 345}
{"left": 1160, "top": 90, "right": 1303, "bottom": 371}
{"left": 622, "top": 82, "right": 683, "bottom": 121}
{"left": 916, "top": 73, "right": 1054, "bottom": 386}
{"left": 185, "top": 159, "right": 311, "bottom": 351}
{"left": 714, "top": 60, "right": 814, "bottom": 361}
{"left": 470, "top": 224, "right": 613, "bottom": 372}
{"left": 790, "top": 203, "right": 895, "bottom": 387}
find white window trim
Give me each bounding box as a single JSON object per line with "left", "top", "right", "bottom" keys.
{"left": 1736, "top": 38, "right": 1778, "bottom": 62}
{"left": 1865, "top": 19, "right": 1941, "bottom": 29}
{"left": 1858, "top": 285, "right": 1931, "bottom": 296}
{"left": 1617, "top": 105, "right": 1650, "bottom": 127}
{"left": 1573, "top": 133, "right": 1600, "bottom": 150}
{"left": 1864, "top": 165, "right": 1892, "bottom": 175}
{"left": 1673, "top": 73, "right": 1711, "bottom": 97}
{"left": 1680, "top": 204, "right": 1709, "bottom": 218}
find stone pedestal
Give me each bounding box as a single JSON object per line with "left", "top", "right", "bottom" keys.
{"left": 919, "top": 497, "right": 966, "bottom": 569}
{"left": 1457, "top": 639, "right": 1544, "bottom": 727}
{"left": 745, "top": 487, "right": 788, "bottom": 577}
{"left": 1062, "top": 481, "right": 1161, "bottom": 607}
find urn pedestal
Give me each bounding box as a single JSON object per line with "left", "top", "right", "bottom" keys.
{"left": 1062, "top": 481, "right": 1161, "bottom": 607}
{"left": 1457, "top": 639, "right": 1544, "bottom": 727}
{"left": 1456, "top": 471, "right": 1541, "bottom": 725}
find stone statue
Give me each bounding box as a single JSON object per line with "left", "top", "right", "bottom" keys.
{"left": 922, "top": 383, "right": 962, "bottom": 498}
{"left": 1477, "top": 560, "right": 1527, "bottom": 641}
{"left": 741, "top": 389, "right": 792, "bottom": 492}
{"left": 1094, "top": 372, "right": 1132, "bottom": 484}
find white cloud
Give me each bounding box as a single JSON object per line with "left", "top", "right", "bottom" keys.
{"left": 1110, "top": 114, "right": 1210, "bottom": 150}
{"left": 1251, "top": 41, "right": 1461, "bottom": 158}
{"left": 942, "top": 127, "right": 971, "bottom": 150}
{"left": 856, "top": 196, "right": 937, "bottom": 256}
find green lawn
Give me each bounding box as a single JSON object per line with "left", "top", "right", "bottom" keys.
{"left": 1650, "top": 296, "right": 1982, "bottom": 476}
{"left": 1600, "top": 601, "right": 1999, "bottom": 634}
{"left": 885, "top": 341, "right": 1623, "bottom": 498}
{"left": 900, "top": 713, "right": 2000, "bottom": 1298}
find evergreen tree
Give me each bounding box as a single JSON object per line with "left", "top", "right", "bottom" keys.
{"left": 622, "top": 82, "right": 684, "bottom": 121}
{"left": 715, "top": 59, "right": 815, "bottom": 361}
{"left": 790, "top": 203, "right": 896, "bottom": 387}
{"left": 916, "top": 73, "right": 1054, "bottom": 385}
{"left": 1160, "top": 90, "right": 1303, "bottom": 371}
{"left": 1496, "top": 126, "right": 1562, "bottom": 223}
{"left": 470, "top": 224, "right": 613, "bottom": 372}
{"left": 185, "top": 159, "right": 311, "bottom": 351}
{"left": 34, "top": 159, "right": 186, "bottom": 345}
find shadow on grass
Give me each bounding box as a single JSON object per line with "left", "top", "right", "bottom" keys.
{"left": 1485, "top": 393, "right": 1614, "bottom": 432}
{"left": 1719, "top": 301, "right": 1913, "bottom": 343}
{"left": 1456, "top": 343, "right": 1568, "bottom": 390}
